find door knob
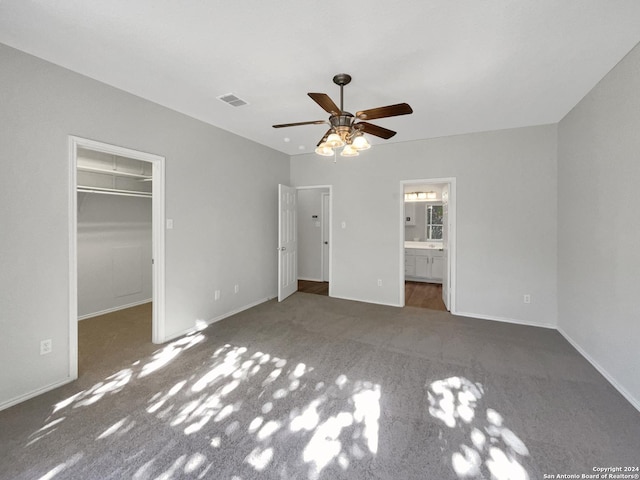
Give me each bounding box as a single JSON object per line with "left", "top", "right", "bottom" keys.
{"left": 324, "top": 241, "right": 328, "bottom": 245}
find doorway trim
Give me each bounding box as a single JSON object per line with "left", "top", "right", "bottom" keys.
{"left": 68, "top": 136, "right": 166, "bottom": 380}
{"left": 399, "top": 177, "right": 457, "bottom": 313}
{"left": 296, "top": 185, "right": 333, "bottom": 297}
{"left": 321, "top": 192, "right": 330, "bottom": 282}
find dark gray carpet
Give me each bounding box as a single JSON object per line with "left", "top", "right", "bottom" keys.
{"left": 1, "top": 293, "right": 638, "bottom": 480}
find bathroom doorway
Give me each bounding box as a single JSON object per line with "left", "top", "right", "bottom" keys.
{"left": 400, "top": 178, "right": 456, "bottom": 312}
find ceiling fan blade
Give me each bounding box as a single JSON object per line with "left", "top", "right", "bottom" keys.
{"left": 308, "top": 93, "right": 341, "bottom": 115}
{"left": 357, "top": 122, "right": 397, "bottom": 139}
{"left": 317, "top": 129, "right": 332, "bottom": 147}
{"left": 273, "top": 120, "right": 327, "bottom": 128}
{"left": 356, "top": 103, "right": 413, "bottom": 120}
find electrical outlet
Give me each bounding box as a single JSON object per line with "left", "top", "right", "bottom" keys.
{"left": 523, "top": 294, "right": 531, "bottom": 304}
{"left": 214, "top": 290, "right": 220, "bottom": 301}
{"left": 234, "top": 284, "right": 239, "bottom": 294}
{"left": 40, "top": 339, "right": 52, "bottom": 355}
{"left": 377, "top": 279, "right": 383, "bottom": 287}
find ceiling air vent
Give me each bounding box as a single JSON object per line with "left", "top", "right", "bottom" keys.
{"left": 217, "top": 93, "right": 248, "bottom": 107}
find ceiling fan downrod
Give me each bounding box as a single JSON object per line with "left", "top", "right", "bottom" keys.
{"left": 332, "top": 73, "right": 352, "bottom": 112}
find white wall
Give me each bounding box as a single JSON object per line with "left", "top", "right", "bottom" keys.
{"left": 77, "top": 192, "right": 152, "bottom": 318}
{"left": 558, "top": 42, "right": 640, "bottom": 409}
{"left": 0, "top": 44, "right": 289, "bottom": 409}
{"left": 291, "top": 125, "right": 558, "bottom": 326}
{"left": 297, "top": 188, "right": 329, "bottom": 281}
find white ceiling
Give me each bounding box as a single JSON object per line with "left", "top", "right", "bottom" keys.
{"left": 1, "top": 1, "right": 640, "bottom": 156}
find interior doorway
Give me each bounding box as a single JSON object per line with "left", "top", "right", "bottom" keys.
{"left": 296, "top": 185, "right": 332, "bottom": 297}
{"left": 400, "top": 178, "right": 456, "bottom": 312}
{"left": 69, "top": 137, "right": 165, "bottom": 380}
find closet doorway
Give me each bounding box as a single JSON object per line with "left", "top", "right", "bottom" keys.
{"left": 68, "top": 137, "right": 165, "bottom": 380}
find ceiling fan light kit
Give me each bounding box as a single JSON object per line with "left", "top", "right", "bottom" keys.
{"left": 351, "top": 135, "right": 370, "bottom": 150}
{"left": 340, "top": 144, "right": 359, "bottom": 157}
{"left": 273, "top": 73, "right": 413, "bottom": 158}
{"left": 314, "top": 145, "right": 335, "bottom": 157}
{"left": 324, "top": 133, "right": 345, "bottom": 148}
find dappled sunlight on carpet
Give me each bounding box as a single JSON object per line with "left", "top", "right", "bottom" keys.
{"left": 27, "top": 336, "right": 385, "bottom": 480}
{"left": 428, "top": 376, "right": 529, "bottom": 480}
{"left": 4, "top": 294, "right": 638, "bottom": 480}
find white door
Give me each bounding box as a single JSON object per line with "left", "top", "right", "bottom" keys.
{"left": 321, "top": 193, "right": 330, "bottom": 282}
{"left": 441, "top": 184, "right": 450, "bottom": 310}
{"left": 278, "top": 184, "right": 298, "bottom": 301}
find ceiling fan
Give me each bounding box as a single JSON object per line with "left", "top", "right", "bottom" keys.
{"left": 273, "top": 73, "right": 413, "bottom": 157}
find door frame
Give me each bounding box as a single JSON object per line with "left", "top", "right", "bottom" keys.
{"left": 296, "top": 185, "right": 333, "bottom": 296}
{"left": 399, "top": 178, "right": 457, "bottom": 312}
{"left": 321, "top": 192, "right": 330, "bottom": 282}
{"left": 68, "top": 136, "right": 166, "bottom": 380}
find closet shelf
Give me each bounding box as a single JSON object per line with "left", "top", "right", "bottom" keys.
{"left": 77, "top": 165, "right": 152, "bottom": 180}
{"left": 77, "top": 186, "right": 152, "bottom": 198}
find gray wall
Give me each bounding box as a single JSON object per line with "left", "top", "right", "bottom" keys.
{"left": 291, "top": 124, "right": 558, "bottom": 326}
{"left": 558, "top": 42, "right": 640, "bottom": 408}
{"left": 77, "top": 193, "right": 152, "bottom": 318}
{"left": 297, "top": 188, "right": 329, "bottom": 281}
{"left": 0, "top": 44, "right": 289, "bottom": 408}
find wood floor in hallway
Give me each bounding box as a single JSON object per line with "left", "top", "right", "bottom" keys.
{"left": 405, "top": 281, "right": 447, "bottom": 311}
{"left": 298, "top": 279, "right": 447, "bottom": 311}
{"left": 297, "top": 280, "right": 329, "bottom": 296}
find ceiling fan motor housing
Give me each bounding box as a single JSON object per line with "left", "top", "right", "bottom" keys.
{"left": 330, "top": 113, "right": 356, "bottom": 142}
{"left": 330, "top": 113, "right": 354, "bottom": 128}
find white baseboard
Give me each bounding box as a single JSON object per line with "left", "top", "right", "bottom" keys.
{"left": 298, "top": 277, "right": 324, "bottom": 282}
{"left": 557, "top": 326, "right": 640, "bottom": 413}
{"left": 454, "top": 310, "right": 556, "bottom": 329}
{"left": 78, "top": 299, "right": 152, "bottom": 321}
{"left": 405, "top": 276, "right": 443, "bottom": 285}
{"left": 0, "top": 377, "right": 74, "bottom": 412}
{"left": 162, "top": 297, "right": 273, "bottom": 343}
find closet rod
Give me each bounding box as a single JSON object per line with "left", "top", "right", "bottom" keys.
{"left": 77, "top": 165, "right": 152, "bottom": 179}
{"left": 77, "top": 187, "right": 152, "bottom": 198}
